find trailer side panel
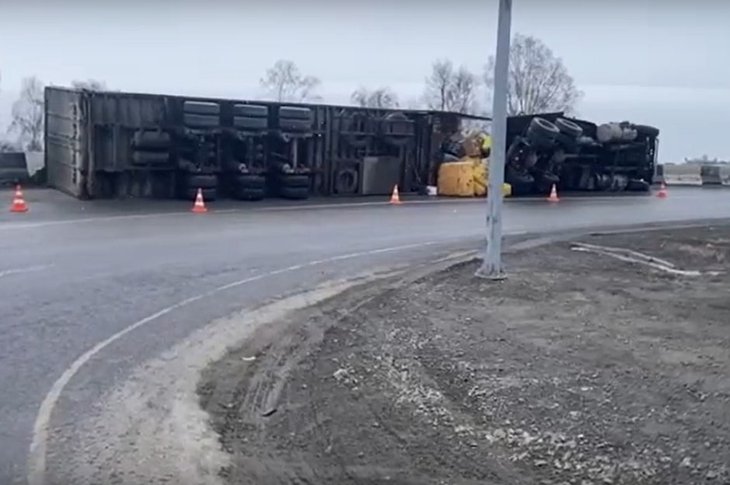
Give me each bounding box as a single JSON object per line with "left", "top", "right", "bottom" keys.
{"left": 45, "top": 87, "right": 89, "bottom": 197}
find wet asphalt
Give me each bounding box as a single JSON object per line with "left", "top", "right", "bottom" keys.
{"left": 1, "top": 186, "right": 730, "bottom": 484}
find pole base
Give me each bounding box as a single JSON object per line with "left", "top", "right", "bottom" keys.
{"left": 474, "top": 263, "right": 507, "bottom": 280}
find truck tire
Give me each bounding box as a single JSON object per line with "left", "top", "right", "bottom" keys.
{"left": 627, "top": 179, "right": 650, "bottom": 192}
{"left": 279, "top": 185, "right": 309, "bottom": 200}
{"left": 233, "top": 116, "right": 268, "bottom": 130}
{"left": 233, "top": 104, "right": 268, "bottom": 117}
{"left": 184, "top": 113, "right": 219, "bottom": 128}
{"left": 526, "top": 117, "right": 559, "bottom": 146}
{"left": 382, "top": 112, "right": 414, "bottom": 139}
{"left": 183, "top": 101, "right": 220, "bottom": 115}
{"left": 280, "top": 174, "right": 310, "bottom": 188}
{"left": 279, "top": 118, "right": 312, "bottom": 132}
{"left": 235, "top": 186, "right": 265, "bottom": 201}
{"left": 132, "top": 131, "right": 171, "bottom": 150}
{"left": 554, "top": 133, "right": 579, "bottom": 152}
{"left": 555, "top": 118, "right": 583, "bottom": 138}
{"left": 633, "top": 124, "right": 660, "bottom": 137}
{"left": 185, "top": 173, "right": 218, "bottom": 189}
{"left": 236, "top": 174, "right": 266, "bottom": 189}
{"left": 279, "top": 106, "right": 312, "bottom": 120}
{"left": 334, "top": 168, "right": 358, "bottom": 194}
{"left": 132, "top": 151, "right": 170, "bottom": 165}
{"left": 182, "top": 186, "right": 217, "bottom": 201}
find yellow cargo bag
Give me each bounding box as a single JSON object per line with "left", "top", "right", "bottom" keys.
{"left": 438, "top": 160, "right": 475, "bottom": 197}
{"left": 439, "top": 157, "right": 511, "bottom": 197}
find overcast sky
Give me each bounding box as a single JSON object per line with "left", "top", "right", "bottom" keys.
{"left": 1, "top": 0, "right": 729, "bottom": 161}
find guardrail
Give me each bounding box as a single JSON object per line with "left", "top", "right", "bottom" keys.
{"left": 659, "top": 164, "right": 730, "bottom": 187}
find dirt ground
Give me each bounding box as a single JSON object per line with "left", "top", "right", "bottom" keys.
{"left": 198, "top": 225, "right": 730, "bottom": 485}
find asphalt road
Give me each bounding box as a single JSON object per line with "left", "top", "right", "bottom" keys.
{"left": 1, "top": 187, "right": 730, "bottom": 484}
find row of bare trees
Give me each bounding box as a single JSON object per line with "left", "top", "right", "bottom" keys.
{"left": 259, "top": 34, "right": 582, "bottom": 115}
{"left": 1, "top": 34, "right": 579, "bottom": 151}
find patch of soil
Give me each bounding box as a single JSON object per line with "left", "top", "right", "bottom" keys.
{"left": 199, "top": 225, "right": 730, "bottom": 485}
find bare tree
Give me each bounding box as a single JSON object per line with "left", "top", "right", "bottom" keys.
{"left": 484, "top": 34, "right": 582, "bottom": 116}
{"left": 450, "top": 67, "right": 477, "bottom": 114}
{"left": 423, "top": 59, "right": 478, "bottom": 114}
{"left": 9, "top": 76, "right": 45, "bottom": 151}
{"left": 351, "top": 87, "right": 399, "bottom": 109}
{"left": 404, "top": 97, "right": 426, "bottom": 110}
{"left": 72, "top": 79, "right": 107, "bottom": 91}
{"left": 260, "top": 60, "right": 321, "bottom": 102}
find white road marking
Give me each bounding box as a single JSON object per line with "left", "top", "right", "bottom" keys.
{"left": 1, "top": 191, "right": 714, "bottom": 231}
{"left": 0, "top": 199, "right": 479, "bottom": 231}
{"left": 0, "top": 265, "right": 52, "bottom": 279}
{"left": 27, "top": 239, "right": 446, "bottom": 485}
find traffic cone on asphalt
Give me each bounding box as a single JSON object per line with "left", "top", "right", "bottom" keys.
{"left": 389, "top": 185, "right": 402, "bottom": 205}
{"left": 10, "top": 184, "right": 28, "bottom": 213}
{"left": 191, "top": 188, "right": 207, "bottom": 213}
{"left": 656, "top": 182, "right": 668, "bottom": 199}
{"left": 547, "top": 184, "right": 560, "bottom": 203}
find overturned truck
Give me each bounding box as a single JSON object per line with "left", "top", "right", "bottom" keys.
{"left": 44, "top": 86, "right": 658, "bottom": 200}
{"left": 45, "top": 87, "right": 438, "bottom": 200}
{"left": 503, "top": 113, "right": 659, "bottom": 195}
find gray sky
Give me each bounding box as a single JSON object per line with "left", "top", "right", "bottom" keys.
{"left": 1, "top": 0, "right": 729, "bottom": 161}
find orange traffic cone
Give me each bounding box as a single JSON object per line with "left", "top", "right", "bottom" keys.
{"left": 656, "top": 182, "right": 668, "bottom": 198}
{"left": 547, "top": 184, "right": 560, "bottom": 203}
{"left": 389, "top": 185, "right": 401, "bottom": 205}
{"left": 191, "top": 188, "right": 207, "bottom": 213}
{"left": 10, "top": 184, "right": 28, "bottom": 213}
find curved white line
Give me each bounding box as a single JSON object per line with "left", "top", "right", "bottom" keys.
{"left": 0, "top": 198, "right": 480, "bottom": 231}
{"left": 0, "top": 265, "right": 52, "bottom": 279}
{"left": 2, "top": 189, "right": 699, "bottom": 232}
{"left": 27, "top": 240, "right": 440, "bottom": 485}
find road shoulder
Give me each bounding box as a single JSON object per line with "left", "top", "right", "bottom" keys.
{"left": 200, "top": 225, "right": 730, "bottom": 484}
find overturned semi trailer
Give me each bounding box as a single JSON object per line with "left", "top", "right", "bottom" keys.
{"left": 44, "top": 86, "right": 464, "bottom": 200}
{"left": 503, "top": 113, "right": 659, "bottom": 195}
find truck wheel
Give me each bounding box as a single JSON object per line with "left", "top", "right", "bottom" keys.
{"left": 185, "top": 174, "right": 218, "bottom": 189}
{"left": 235, "top": 186, "right": 265, "bottom": 201}
{"left": 233, "top": 104, "right": 268, "bottom": 117}
{"left": 182, "top": 186, "right": 217, "bottom": 201}
{"left": 279, "top": 106, "right": 312, "bottom": 120}
{"left": 233, "top": 117, "right": 268, "bottom": 130}
{"left": 526, "top": 117, "right": 559, "bottom": 146}
{"left": 278, "top": 119, "right": 312, "bottom": 132}
{"left": 183, "top": 113, "right": 219, "bottom": 128}
{"left": 280, "top": 174, "right": 310, "bottom": 188}
{"left": 627, "top": 179, "right": 650, "bottom": 192}
{"left": 555, "top": 118, "right": 583, "bottom": 138}
{"left": 132, "top": 131, "right": 171, "bottom": 150}
{"left": 132, "top": 151, "right": 170, "bottom": 165}
{"left": 334, "top": 168, "right": 358, "bottom": 194}
{"left": 279, "top": 186, "right": 309, "bottom": 200}
{"left": 236, "top": 174, "right": 266, "bottom": 189}
{"left": 183, "top": 101, "right": 220, "bottom": 115}
{"left": 633, "top": 124, "right": 660, "bottom": 137}
{"left": 554, "top": 133, "right": 579, "bottom": 152}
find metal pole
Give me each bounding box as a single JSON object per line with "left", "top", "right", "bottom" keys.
{"left": 477, "top": 0, "right": 512, "bottom": 279}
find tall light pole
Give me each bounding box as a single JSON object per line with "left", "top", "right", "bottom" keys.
{"left": 477, "top": 0, "right": 512, "bottom": 279}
